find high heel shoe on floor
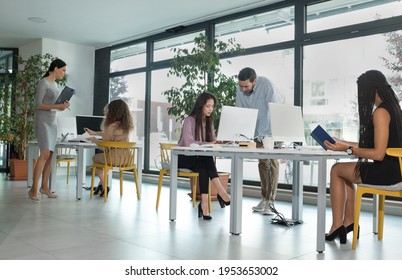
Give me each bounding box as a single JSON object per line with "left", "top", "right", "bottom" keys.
{"left": 346, "top": 223, "right": 360, "bottom": 239}
{"left": 93, "top": 184, "right": 103, "bottom": 195}
{"left": 217, "top": 194, "right": 230, "bottom": 208}
{"left": 325, "top": 225, "right": 347, "bottom": 244}
{"left": 28, "top": 190, "right": 39, "bottom": 201}
{"left": 39, "top": 188, "right": 58, "bottom": 198}
{"left": 198, "top": 203, "right": 212, "bottom": 220}
{"left": 100, "top": 186, "right": 110, "bottom": 197}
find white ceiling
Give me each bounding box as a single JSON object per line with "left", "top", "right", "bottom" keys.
{"left": 0, "top": 0, "right": 283, "bottom": 49}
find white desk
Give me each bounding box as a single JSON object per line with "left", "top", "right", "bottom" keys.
{"left": 27, "top": 141, "right": 143, "bottom": 200}
{"left": 169, "top": 146, "right": 351, "bottom": 253}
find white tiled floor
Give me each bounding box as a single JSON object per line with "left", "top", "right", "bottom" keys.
{"left": 1, "top": 172, "right": 402, "bottom": 260}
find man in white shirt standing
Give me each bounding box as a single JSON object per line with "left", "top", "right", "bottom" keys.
{"left": 236, "top": 67, "right": 279, "bottom": 215}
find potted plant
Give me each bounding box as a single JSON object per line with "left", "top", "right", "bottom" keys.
{"left": 161, "top": 33, "right": 243, "bottom": 200}
{"left": 0, "top": 53, "right": 66, "bottom": 180}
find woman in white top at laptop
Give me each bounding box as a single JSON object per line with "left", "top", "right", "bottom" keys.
{"left": 178, "top": 91, "right": 230, "bottom": 220}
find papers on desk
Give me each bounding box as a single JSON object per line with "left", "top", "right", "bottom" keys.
{"left": 68, "top": 132, "right": 101, "bottom": 142}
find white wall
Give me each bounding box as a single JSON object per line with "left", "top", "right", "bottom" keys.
{"left": 19, "top": 38, "right": 97, "bottom": 165}
{"left": 19, "top": 38, "right": 95, "bottom": 117}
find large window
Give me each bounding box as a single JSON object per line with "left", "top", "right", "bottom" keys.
{"left": 215, "top": 6, "right": 295, "bottom": 48}
{"left": 109, "top": 72, "right": 146, "bottom": 145}
{"left": 219, "top": 49, "right": 295, "bottom": 183}
{"left": 104, "top": 0, "right": 402, "bottom": 189}
{"left": 153, "top": 31, "right": 205, "bottom": 62}
{"left": 110, "top": 42, "right": 146, "bottom": 72}
{"left": 307, "top": 0, "right": 402, "bottom": 33}
{"left": 149, "top": 68, "right": 184, "bottom": 170}
{"left": 303, "top": 32, "right": 398, "bottom": 186}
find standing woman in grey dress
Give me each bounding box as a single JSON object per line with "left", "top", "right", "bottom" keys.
{"left": 28, "top": 59, "right": 70, "bottom": 201}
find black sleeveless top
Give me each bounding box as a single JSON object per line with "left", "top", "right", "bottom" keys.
{"left": 359, "top": 103, "right": 402, "bottom": 185}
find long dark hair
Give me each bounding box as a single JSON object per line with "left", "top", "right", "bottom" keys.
{"left": 102, "top": 99, "right": 134, "bottom": 134}
{"left": 355, "top": 69, "right": 402, "bottom": 176}
{"left": 189, "top": 91, "right": 217, "bottom": 142}
{"left": 43, "top": 58, "right": 66, "bottom": 78}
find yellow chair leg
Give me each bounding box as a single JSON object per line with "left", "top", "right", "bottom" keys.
{"left": 134, "top": 169, "right": 140, "bottom": 200}
{"left": 156, "top": 172, "right": 164, "bottom": 209}
{"left": 90, "top": 166, "right": 96, "bottom": 200}
{"left": 103, "top": 168, "right": 108, "bottom": 202}
{"left": 192, "top": 177, "right": 197, "bottom": 208}
{"left": 378, "top": 195, "right": 385, "bottom": 240}
{"left": 352, "top": 189, "right": 363, "bottom": 250}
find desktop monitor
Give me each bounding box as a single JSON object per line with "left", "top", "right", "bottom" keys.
{"left": 75, "top": 115, "right": 104, "bottom": 135}
{"left": 268, "top": 103, "right": 306, "bottom": 145}
{"left": 217, "top": 106, "right": 258, "bottom": 142}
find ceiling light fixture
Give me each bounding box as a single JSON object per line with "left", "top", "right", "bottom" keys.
{"left": 27, "top": 17, "right": 46, "bottom": 23}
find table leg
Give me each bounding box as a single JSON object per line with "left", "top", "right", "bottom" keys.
{"left": 169, "top": 152, "right": 178, "bottom": 221}
{"left": 230, "top": 154, "right": 243, "bottom": 235}
{"left": 373, "top": 194, "right": 378, "bottom": 233}
{"left": 76, "top": 146, "right": 85, "bottom": 200}
{"left": 291, "top": 160, "right": 303, "bottom": 222}
{"left": 316, "top": 158, "right": 327, "bottom": 253}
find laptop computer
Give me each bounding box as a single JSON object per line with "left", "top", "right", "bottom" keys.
{"left": 268, "top": 103, "right": 306, "bottom": 146}
{"left": 57, "top": 116, "right": 77, "bottom": 141}
{"left": 217, "top": 106, "right": 258, "bottom": 142}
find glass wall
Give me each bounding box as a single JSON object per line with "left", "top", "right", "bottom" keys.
{"left": 109, "top": 72, "right": 146, "bottom": 144}
{"left": 105, "top": 0, "right": 402, "bottom": 189}
{"left": 110, "top": 42, "right": 146, "bottom": 72}
{"left": 149, "top": 68, "right": 185, "bottom": 170}
{"left": 219, "top": 50, "right": 295, "bottom": 183}
{"left": 215, "top": 6, "right": 295, "bottom": 48}
{"left": 307, "top": 0, "right": 402, "bottom": 33}
{"left": 154, "top": 31, "right": 205, "bottom": 62}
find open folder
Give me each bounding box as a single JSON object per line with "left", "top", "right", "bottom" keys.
{"left": 310, "top": 125, "right": 335, "bottom": 150}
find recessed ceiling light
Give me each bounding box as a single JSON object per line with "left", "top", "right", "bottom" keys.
{"left": 27, "top": 17, "right": 46, "bottom": 23}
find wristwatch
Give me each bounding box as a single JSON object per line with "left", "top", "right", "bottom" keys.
{"left": 346, "top": 146, "right": 353, "bottom": 155}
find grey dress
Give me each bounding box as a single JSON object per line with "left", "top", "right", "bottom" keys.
{"left": 34, "top": 78, "right": 59, "bottom": 152}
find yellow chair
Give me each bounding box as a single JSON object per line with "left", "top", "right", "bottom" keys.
{"left": 352, "top": 148, "right": 402, "bottom": 249}
{"left": 156, "top": 143, "right": 211, "bottom": 210}
{"left": 90, "top": 141, "right": 140, "bottom": 202}
{"left": 56, "top": 147, "right": 77, "bottom": 184}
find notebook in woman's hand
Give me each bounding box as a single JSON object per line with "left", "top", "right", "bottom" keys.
{"left": 310, "top": 125, "right": 335, "bottom": 150}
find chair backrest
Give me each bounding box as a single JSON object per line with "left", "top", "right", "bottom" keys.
{"left": 386, "top": 148, "right": 402, "bottom": 176}
{"left": 97, "top": 141, "right": 137, "bottom": 167}
{"left": 159, "top": 143, "right": 177, "bottom": 170}
{"left": 57, "top": 147, "right": 76, "bottom": 158}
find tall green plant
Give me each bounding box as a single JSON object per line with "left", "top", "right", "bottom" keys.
{"left": 381, "top": 31, "right": 402, "bottom": 99}
{"left": 162, "top": 33, "right": 243, "bottom": 129}
{"left": 1, "top": 53, "right": 66, "bottom": 160}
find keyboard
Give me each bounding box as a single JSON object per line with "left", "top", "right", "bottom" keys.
{"left": 295, "top": 145, "right": 324, "bottom": 151}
